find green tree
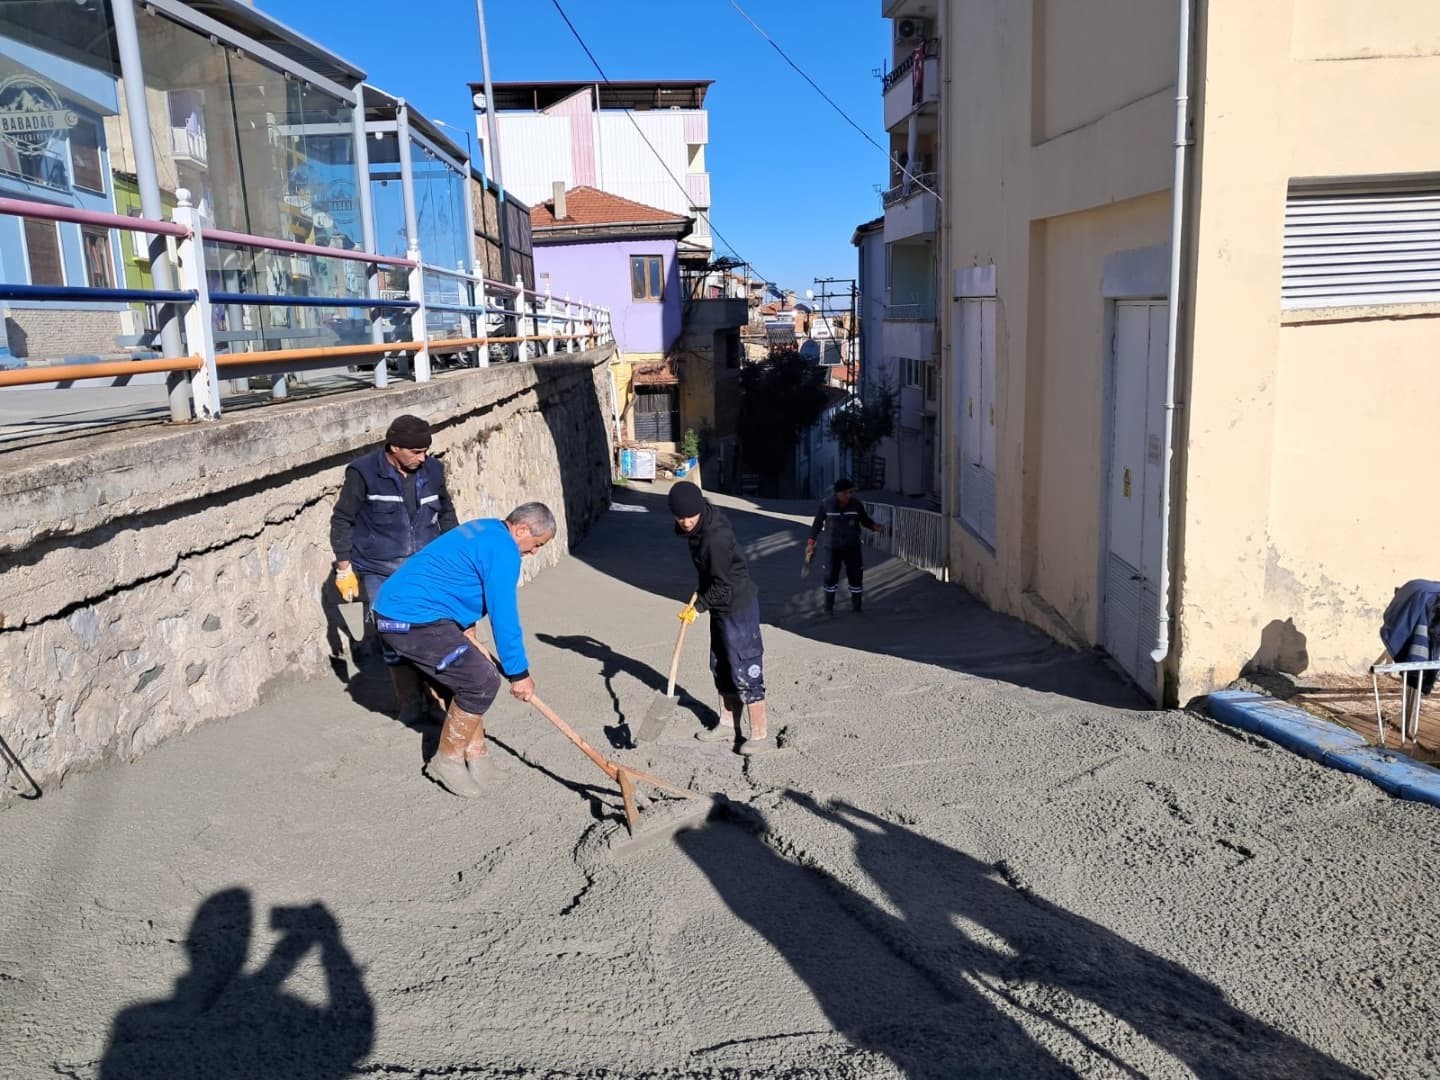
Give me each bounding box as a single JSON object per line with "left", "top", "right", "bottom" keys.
{"left": 828, "top": 382, "right": 897, "bottom": 470}
{"left": 738, "top": 346, "right": 829, "bottom": 488}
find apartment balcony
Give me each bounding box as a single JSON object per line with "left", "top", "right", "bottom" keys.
{"left": 684, "top": 297, "right": 748, "bottom": 333}
{"left": 883, "top": 46, "right": 940, "bottom": 130}
{"left": 169, "top": 126, "right": 208, "bottom": 169}
{"left": 882, "top": 301, "right": 936, "bottom": 362}
{"left": 686, "top": 171, "right": 711, "bottom": 209}
{"left": 881, "top": 0, "right": 938, "bottom": 18}
{"left": 882, "top": 175, "right": 939, "bottom": 242}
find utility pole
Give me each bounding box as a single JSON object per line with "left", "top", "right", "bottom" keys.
{"left": 474, "top": 0, "right": 511, "bottom": 281}
{"left": 815, "top": 275, "right": 860, "bottom": 479}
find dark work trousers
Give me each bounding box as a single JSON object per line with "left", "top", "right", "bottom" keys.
{"left": 823, "top": 545, "right": 864, "bottom": 607}
{"left": 361, "top": 572, "right": 398, "bottom": 664}
{"left": 709, "top": 593, "right": 766, "bottom": 705}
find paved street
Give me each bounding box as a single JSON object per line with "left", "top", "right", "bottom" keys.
{"left": 2, "top": 489, "right": 1436, "bottom": 1078}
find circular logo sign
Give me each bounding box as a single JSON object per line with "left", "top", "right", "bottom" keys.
{"left": 0, "top": 76, "right": 78, "bottom": 157}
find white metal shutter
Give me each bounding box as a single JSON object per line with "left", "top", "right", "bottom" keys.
{"left": 1283, "top": 182, "right": 1440, "bottom": 309}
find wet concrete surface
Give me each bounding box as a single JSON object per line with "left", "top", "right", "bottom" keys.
{"left": 1, "top": 488, "right": 1436, "bottom": 1077}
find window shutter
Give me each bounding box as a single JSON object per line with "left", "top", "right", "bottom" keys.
{"left": 24, "top": 219, "right": 63, "bottom": 286}
{"left": 1283, "top": 181, "right": 1440, "bottom": 309}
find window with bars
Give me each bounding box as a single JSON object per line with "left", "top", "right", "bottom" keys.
{"left": 1283, "top": 178, "right": 1440, "bottom": 309}
{"left": 630, "top": 255, "right": 664, "bottom": 301}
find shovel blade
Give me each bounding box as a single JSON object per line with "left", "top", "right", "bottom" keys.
{"left": 636, "top": 693, "right": 679, "bottom": 744}
{"left": 337, "top": 601, "right": 367, "bottom": 642}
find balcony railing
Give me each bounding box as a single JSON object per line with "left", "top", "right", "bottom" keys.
{"left": 881, "top": 39, "right": 940, "bottom": 92}
{"left": 170, "top": 126, "right": 208, "bottom": 168}
{"left": 885, "top": 301, "right": 936, "bottom": 321}
{"left": 882, "top": 172, "right": 938, "bottom": 208}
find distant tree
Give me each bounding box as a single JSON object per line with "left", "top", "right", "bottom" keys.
{"left": 828, "top": 381, "right": 897, "bottom": 474}
{"left": 738, "top": 346, "right": 829, "bottom": 487}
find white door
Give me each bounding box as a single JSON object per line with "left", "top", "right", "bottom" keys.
{"left": 1103, "top": 301, "right": 1168, "bottom": 689}
{"left": 956, "top": 298, "right": 997, "bottom": 545}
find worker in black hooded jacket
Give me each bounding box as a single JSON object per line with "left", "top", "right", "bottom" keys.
{"left": 668, "top": 482, "right": 770, "bottom": 754}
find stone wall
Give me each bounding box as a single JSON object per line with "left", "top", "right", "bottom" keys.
{"left": 5, "top": 308, "right": 126, "bottom": 360}
{"left": 0, "top": 350, "right": 617, "bottom": 804}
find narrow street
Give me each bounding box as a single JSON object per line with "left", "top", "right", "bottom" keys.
{"left": 3, "top": 489, "right": 1436, "bottom": 1078}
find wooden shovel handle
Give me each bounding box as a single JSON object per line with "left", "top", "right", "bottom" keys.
{"left": 529, "top": 694, "right": 620, "bottom": 783}
{"left": 666, "top": 592, "right": 699, "bottom": 698}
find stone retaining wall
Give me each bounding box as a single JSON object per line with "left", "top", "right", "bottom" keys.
{"left": 0, "top": 350, "right": 617, "bottom": 803}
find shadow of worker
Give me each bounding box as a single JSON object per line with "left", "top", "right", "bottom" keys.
{"left": 98, "top": 889, "right": 374, "bottom": 1080}
{"left": 675, "top": 805, "right": 1065, "bottom": 1077}
{"left": 782, "top": 794, "right": 1366, "bottom": 1080}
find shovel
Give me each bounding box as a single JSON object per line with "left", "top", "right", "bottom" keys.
{"left": 636, "top": 592, "right": 699, "bottom": 744}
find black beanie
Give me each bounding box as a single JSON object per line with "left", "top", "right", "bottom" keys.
{"left": 385, "top": 414, "right": 432, "bottom": 450}
{"left": 668, "top": 482, "right": 705, "bottom": 517}
{"left": 834, "top": 477, "right": 855, "bottom": 493}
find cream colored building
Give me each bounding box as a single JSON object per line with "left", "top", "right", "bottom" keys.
{"left": 915, "top": 0, "right": 1440, "bottom": 704}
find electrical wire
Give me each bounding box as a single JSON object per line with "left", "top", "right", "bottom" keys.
{"left": 726, "top": 0, "right": 942, "bottom": 204}
{"left": 547, "top": 0, "right": 780, "bottom": 294}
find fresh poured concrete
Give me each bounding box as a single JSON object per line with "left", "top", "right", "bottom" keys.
{"left": 2, "top": 490, "right": 1435, "bottom": 1078}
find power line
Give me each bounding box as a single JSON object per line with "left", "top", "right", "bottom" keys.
{"left": 726, "top": 0, "right": 942, "bottom": 204}
{"left": 547, "top": 0, "right": 781, "bottom": 293}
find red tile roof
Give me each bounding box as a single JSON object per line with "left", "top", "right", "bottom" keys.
{"left": 531, "top": 186, "right": 690, "bottom": 229}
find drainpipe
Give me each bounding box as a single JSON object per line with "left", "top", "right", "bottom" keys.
{"left": 112, "top": 0, "right": 189, "bottom": 422}
{"left": 1151, "top": 0, "right": 1195, "bottom": 700}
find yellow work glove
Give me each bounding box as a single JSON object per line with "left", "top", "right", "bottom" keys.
{"left": 334, "top": 566, "right": 360, "bottom": 603}
{"left": 678, "top": 604, "right": 698, "bottom": 626}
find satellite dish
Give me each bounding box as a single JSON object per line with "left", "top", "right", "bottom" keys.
{"left": 472, "top": 92, "right": 487, "bottom": 111}
{"left": 805, "top": 288, "right": 815, "bottom": 300}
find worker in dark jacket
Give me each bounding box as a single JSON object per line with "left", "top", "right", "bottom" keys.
{"left": 807, "top": 478, "right": 885, "bottom": 614}
{"left": 330, "top": 414, "right": 457, "bottom": 724}
{"left": 668, "top": 482, "right": 770, "bottom": 754}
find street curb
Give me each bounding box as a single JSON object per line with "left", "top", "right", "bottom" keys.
{"left": 1208, "top": 690, "right": 1440, "bottom": 810}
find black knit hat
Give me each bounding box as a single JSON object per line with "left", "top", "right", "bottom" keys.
{"left": 385, "top": 414, "right": 432, "bottom": 450}
{"left": 834, "top": 477, "right": 855, "bottom": 493}
{"left": 667, "top": 482, "right": 705, "bottom": 518}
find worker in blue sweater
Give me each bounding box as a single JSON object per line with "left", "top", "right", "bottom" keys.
{"left": 374, "top": 502, "right": 556, "bottom": 798}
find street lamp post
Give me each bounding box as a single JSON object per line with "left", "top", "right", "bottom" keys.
{"left": 473, "top": 0, "right": 511, "bottom": 282}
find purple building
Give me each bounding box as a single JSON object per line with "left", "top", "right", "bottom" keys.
{"left": 532, "top": 185, "right": 693, "bottom": 442}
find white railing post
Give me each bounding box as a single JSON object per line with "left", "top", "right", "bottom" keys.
{"left": 170, "top": 188, "right": 221, "bottom": 419}
{"left": 545, "top": 280, "right": 556, "bottom": 357}
{"left": 564, "top": 293, "right": 575, "bottom": 353}
{"left": 515, "top": 275, "right": 529, "bottom": 362}
{"left": 476, "top": 275, "right": 489, "bottom": 368}
{"left": 409, "top": 251, "right": 431, "bottom": 381}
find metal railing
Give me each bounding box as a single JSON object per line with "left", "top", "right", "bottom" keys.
{"left": 884, "top": 301, "right": 937, "bottom": 321}
{"left": 862, "top": 502, "right": 949, "bottom": 580}
{"left": 881, "top": 40, "right": 941, "bottom": 92}
{"left": 0, "top": 192, "right": 615, "bottom": 424}
{"left": 882, "top": 172, "right": 939, "bottom": 208}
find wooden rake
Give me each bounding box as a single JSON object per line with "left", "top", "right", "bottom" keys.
{"left": 528, "top": 694, "right": 700, "bottom": 833}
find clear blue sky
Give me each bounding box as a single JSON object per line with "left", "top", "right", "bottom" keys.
{"left": 261, "top": 0, "right": 891, "bottom": 294}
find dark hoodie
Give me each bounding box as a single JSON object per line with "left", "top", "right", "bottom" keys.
{"left": 678, "top": 503, "right": 756, "bottom": 615}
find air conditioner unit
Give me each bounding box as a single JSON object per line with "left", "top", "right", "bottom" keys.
{"left": 895, "top": 17, "right": 928, "bottom": 44}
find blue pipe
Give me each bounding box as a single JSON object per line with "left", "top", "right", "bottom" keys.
{"left": 0, "top": 284, "right": 194, "bottom": 303}
{"left": 208, "top": 293, "right": 418, "bottom": 310}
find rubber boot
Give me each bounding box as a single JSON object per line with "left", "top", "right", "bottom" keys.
{"left": 739, "top": 700, "right": 771, "bottom": 756}
{"left": 696, "top": 694, "right": 741, "bottom": 742}
{"left": 464, "top": 716, "right": 507, "bottom": 784}
{"left": 389, "top": 664, "right": 428, "bottom": 726}
{"left": 824, "top": 592, "right": 835, "bottom": 616}
{"left": 426, "top": 701, "right": 484, "bottom": 798}
{"left": 851, "top": 593, "right": 863, "bottom": 614}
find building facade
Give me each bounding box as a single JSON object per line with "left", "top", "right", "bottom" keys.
{"left": 473, "top": 80, "right": 713, "bottom": 269}
{"left": 930, "top": 0, "right": 1440, "bottom": 703}
{"left": 879, "top": 3, "right": 943, "bottom": 500}
{"left": 531, "top": 185, "right": 689, "bottom": 444}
